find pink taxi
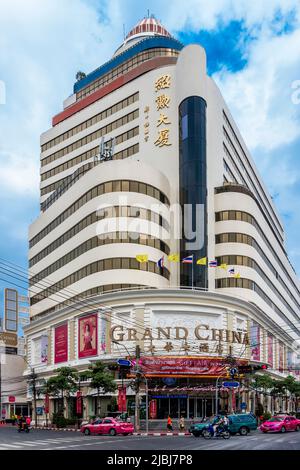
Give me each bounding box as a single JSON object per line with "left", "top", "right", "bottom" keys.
{"left": 81, "top": 417, "right": 134, "bottom": 436}
{"left": 260, "top": 415, "right": 300, "bottom": 433}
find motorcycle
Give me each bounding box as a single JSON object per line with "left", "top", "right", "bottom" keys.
{"left": 17, "top": 423, "right": 31, "bottom": 433}
{"left": 203, "top": 424, "right": 230, "bottom": 439}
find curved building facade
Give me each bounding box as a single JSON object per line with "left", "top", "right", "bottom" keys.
{"left": 26, "top": 17, "right": 300, "bottom": 422}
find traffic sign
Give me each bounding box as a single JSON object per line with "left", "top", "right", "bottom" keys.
{"left": 222, "top": 381, "right": 240, "bottom": 388}
{"left": 241, "top": 402, "right": 247, "bottom": 409}
{"left": 117, "top": 358, "right": 131, "bottom": 367}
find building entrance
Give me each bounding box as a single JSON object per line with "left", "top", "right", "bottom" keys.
{"left": 153, "top": 395, "right": 216, "bottom": 419}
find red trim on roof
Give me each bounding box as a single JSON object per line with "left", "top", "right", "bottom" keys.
{"left": 52, "top": 56, "right": 177, "bottom": 126}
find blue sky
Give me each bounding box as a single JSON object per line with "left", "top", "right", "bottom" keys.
{"left": 0, "top": 0, "right": 300, "bottom": 314}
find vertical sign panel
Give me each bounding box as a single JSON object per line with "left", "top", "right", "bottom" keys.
{"left": 4, "top": 288, "right": 18, "bottom": 332}
{"left": 78, "top": 314, "right": 98, "bottom": 358}
{"left": 250, "top": 322, "right": 260, "bottom": 361}
{"left": 267, "top": 334, "right": 273, "bottom": 368}
{"left": 100, "top": 314, "right": 106, "bottom": 352}
{"left": 41, "top": 335, "right": 48, "bottom": 364}
{"left": 54, "top": 324, "right": 68, "bottom": 364}
{"left": 279, "top": 342, "right": 284, "bottom": 372}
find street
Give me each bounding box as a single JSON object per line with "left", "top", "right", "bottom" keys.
{"left": 1, "top": 426, "right": 300, "bottom": 450}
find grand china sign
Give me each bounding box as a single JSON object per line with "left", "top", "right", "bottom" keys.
{"left": 110, "top": 324, "right": 250, "bottom": 345}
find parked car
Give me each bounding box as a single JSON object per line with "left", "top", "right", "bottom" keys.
{"left": 80, "top": 417, "right": 134, "bottom": 436}
{"left": 228, "top": 413, "right": 258, "bottom": 436}
{"left": 190, "top": 413, "right": 257, "bottom": 437}
{"left": 260, "top": 415, "right": 300, "bottom": 433}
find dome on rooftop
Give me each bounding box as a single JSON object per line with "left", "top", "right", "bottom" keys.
{"left": 114, "top": 15, "right": 173, "bottom": 57}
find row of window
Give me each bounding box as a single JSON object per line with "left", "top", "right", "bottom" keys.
{"left": 216, "top": 232, "right": 300, "bottom": 310}
{"left": 31, "top": 283, "right": 148, "bottom": 321}
{"left": 30, "top": 232, "right": 170, "bottom": 286}
{"left": 41, "top": 138, "right": 139, "bottom": 184}
{"left": 41, "top": 109, "right": 139, "bottom": 167}
{"left": 215, "top": 210, "right": 300, "bottom": 302}
{"left": 41, "top": 163, "right": 92, "bottom": 198}
{"left": 223, "top": 126, "right": 283, "bottom": 244}
{"left": 215, "top": 277, "right": 298, "bottom": 334}
{"left": 223, "top": 110, "right": 283, "bottom": 235}
{"left": 30, "top": 205, "right": 170, "bottom": 267}
{"left": 29, "top": 180, "right": 170, "bottom": 248}
{"left": 223, "top": 159, "right": 238, "bottom": 184}
{"left": 41, "top": 125, "right": 139, "bottom": 182}
{"left": 30, "top": 257, "right": 170, "bottom": 305}
{"left": 77, "top": 48, "right": 179, "bottom": 101}
{"left": 40, "top": 140, "right": 139, "bottom": 202}
{"left": 41, "top": 93, "right": 139, "bottom": 152}
{"left": 216, "top": 254, "right": 300, "bottom": 322}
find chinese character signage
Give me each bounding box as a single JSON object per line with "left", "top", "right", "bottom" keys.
{"left": 250, "top": 322, "right": 260, "bottom": 361}
{"left": 54, "top": 324, "right": 68, "bottom": 364}
{"left": 41, "top": 335, "right": 48, "bottom": 364}
{"left": 154, "top": 74, "right": 172, "bottom": 147}
{"left": 78, "top": 314, "right": 98, "bottom": 359}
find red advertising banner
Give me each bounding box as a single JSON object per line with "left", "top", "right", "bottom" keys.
{"left": 117, "top": 387, "right": 127, "bottom": 412}
{"left": 149, "top": 399, "right": 157, "bottom": 419}
{"left": 140, "top": 356, "right": 247, "bottom": 377}
{"left": 76, "top": 391, "right": 82, "bottom": 414}
{"left": 78, "top": 314, "right": 98, "bottom": 359}
{"left": 54, "top": 324, "right": 68, "bottom": 364}
{"left": 267, "top": 334, "right": 273, "bottom": 368}
{"left": 44, "top": 394, "right": 49, "bottom": 414}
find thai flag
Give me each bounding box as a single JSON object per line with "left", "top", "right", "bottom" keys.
{"left": 208, "top": 260, "right": 218, "bottom": 267}
{"left": 157, "top": 256, "right": 164, "bottom": 268}
{"left": 228, "top": 268, "right": 235, "bottom": 275}
{"left": 182, "top": 255, "right": 193, "bottom": 264}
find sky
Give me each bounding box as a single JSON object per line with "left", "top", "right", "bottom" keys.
{"left": 0, "top": 0, "right": 300, "bottom": 312}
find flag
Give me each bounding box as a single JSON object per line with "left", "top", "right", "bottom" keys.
{"left": 208, "top": 260, "right": 218, "bottom": 267}
{"left": 196, "top": 257, "right": 207, "bottom": 265}
{"left": 157, "top": 256, "right": 164, "bottom": 268}
{"left": 136, "top": 254, "right": 148, "bottom": 263}
{"left": 219, "top": 263, "right": 227, "bottom": 270}
{"left": 234, "top": 273, "right": 241, "bottom": 279}
{"left": 182, "top": 255, "right": 193, "bottom": 264}
{"left": 228, "top": 268, "right": 235, "bottom": 275}
{"left": 168, "top": 253, "right": 179, "bottom": 262}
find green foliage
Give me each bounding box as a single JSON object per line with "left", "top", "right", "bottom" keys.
{"left": 46, "top": 367, "right": 79, "bottom": 398}
{"left": 52, "top": 413, "right": 77, "bottom": 428}
{"left": 87, "top": 361, "right": 117, "bottom": 394}
{"left": 263, "top": 411, "right": 272, "bottom": 421}
{"left": 253, "top": 375, "right": 274, "bottom": 391}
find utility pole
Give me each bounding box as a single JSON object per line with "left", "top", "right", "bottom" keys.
{"left": 134, "top": 344, "right": 141, "bottom": 432}
{"left": 29, "top": 368, "right": 38, "bottom": 428}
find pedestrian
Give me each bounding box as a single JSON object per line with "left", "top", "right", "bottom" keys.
{"left": 167, "top": 415, "right": 173, "bottom": 431}
{"left": 179, "top": 416, "right": 185, "bottom": 431}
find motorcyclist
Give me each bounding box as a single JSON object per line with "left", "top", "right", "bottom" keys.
{"left": 213, "top": 415, "right": 223, "bottom": 436}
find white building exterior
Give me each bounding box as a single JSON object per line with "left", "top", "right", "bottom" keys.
{"left": 25, "top": 17, "right": 300, "bottom": 420}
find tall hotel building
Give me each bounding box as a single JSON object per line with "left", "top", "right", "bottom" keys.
{"left": 26, "top": 17, "right": 300, "bottom": 420}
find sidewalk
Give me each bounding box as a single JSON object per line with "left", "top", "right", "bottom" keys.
{"left": 34, "top": 426, "right": 191, "bottom": 436}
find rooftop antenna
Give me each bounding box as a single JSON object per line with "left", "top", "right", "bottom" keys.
{"left": 147, "top": 9, "right": 150, "bottom": 18}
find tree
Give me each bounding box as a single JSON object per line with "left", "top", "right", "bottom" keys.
{"left": 87, "top": 361, "right": 117, "bottom": 417}
{"left": 252, "top": 375, "right": 274, "bottom": 414}
{"left": 75, "top": 71, "right": 86, "bottom": 82}
{"left": 46, "top": 367, "right": 79, "bottom": 416}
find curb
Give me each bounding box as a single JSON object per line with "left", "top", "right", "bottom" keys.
{"left": 35, "top": 427, "right": 191, "bottom": 436}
